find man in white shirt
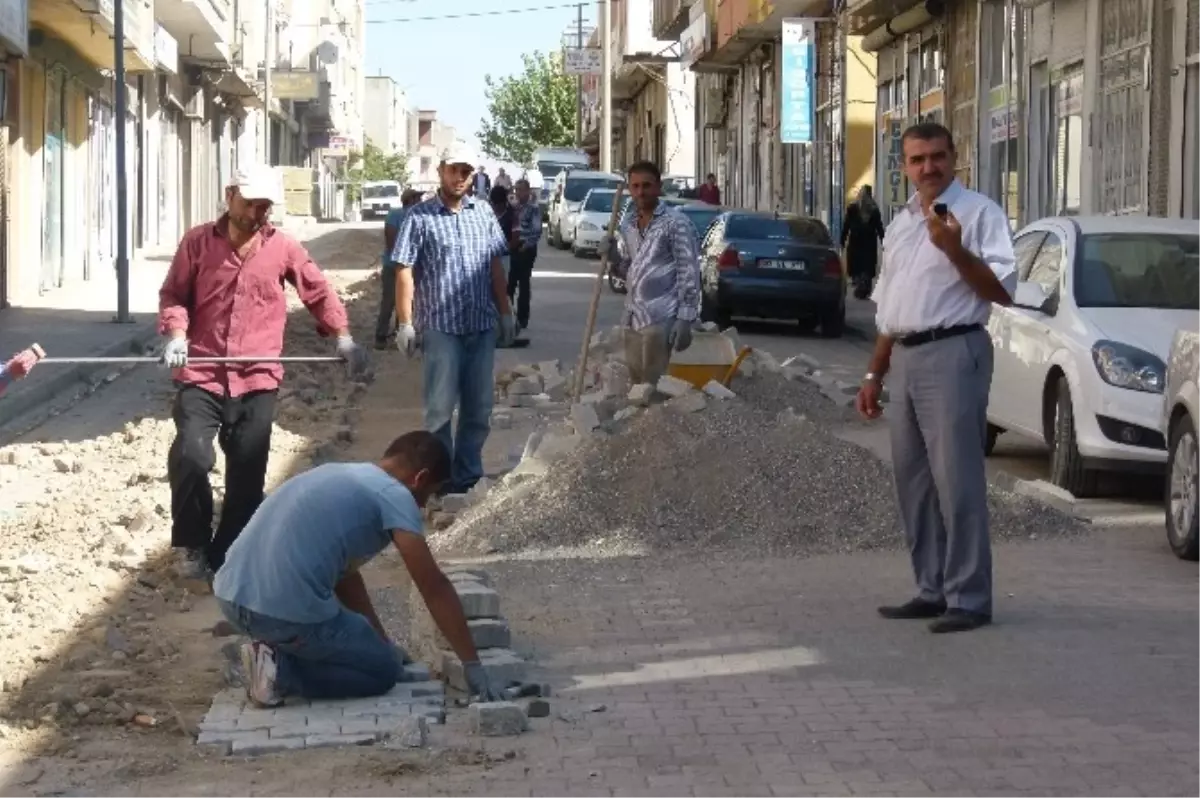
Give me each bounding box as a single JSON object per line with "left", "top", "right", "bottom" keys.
{"left": 855, "top": 122, "right": 1016, "bottom": 634}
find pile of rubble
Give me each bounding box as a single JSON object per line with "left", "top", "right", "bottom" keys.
{"left": 428, "top": 326, "right": 1083, "bottom": 560}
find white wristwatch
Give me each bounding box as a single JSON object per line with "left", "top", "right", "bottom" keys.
{"left": 863, "top": 372, "right": 882, "bottom": 384}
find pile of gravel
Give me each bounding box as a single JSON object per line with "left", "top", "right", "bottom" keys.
{"left": 433, "top": 372, "right": 1083, "bottom": 559}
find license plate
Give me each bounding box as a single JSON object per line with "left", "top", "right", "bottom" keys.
{"left": 759, "top": 259, "right": 805, "bottom": 271}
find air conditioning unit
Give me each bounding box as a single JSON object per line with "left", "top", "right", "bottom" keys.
{"left": 183, "top": 89, "right": 204, "bottom": 119}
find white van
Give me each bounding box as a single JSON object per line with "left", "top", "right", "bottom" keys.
{"left": 547, "top": 169, "right": 623, "bottom": 249}
{"left": 361, "top": 180, "right": 404, "bottom": 220}
{"left": 530, "top": 147, "right": 590, "bottom": 219}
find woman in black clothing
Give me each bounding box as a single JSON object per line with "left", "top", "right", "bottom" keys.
{"left": 841, "top": 185, "right": 885, "bottom": 300}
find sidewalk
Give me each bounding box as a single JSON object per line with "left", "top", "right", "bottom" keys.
{"left": 0, "top": 250, "right": 173, "bottom": 431}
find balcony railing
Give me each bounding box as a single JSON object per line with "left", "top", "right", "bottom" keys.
{"left": 652, "top": 0, "right": 690, "bottom": 39}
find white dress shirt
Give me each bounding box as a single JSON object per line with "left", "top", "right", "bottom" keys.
{"left": 872, "top": 180, "right": 1017, "bottom": 336}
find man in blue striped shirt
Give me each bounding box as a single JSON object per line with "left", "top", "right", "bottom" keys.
{"left": 392, "top": 143, "right": 517, "bottom": 493}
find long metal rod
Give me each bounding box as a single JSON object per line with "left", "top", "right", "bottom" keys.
{"left": 37, "top": 356, "right": 343, "bottom": 365}
{"left": 113, "top": 0, "right": 131, "bottom": 324}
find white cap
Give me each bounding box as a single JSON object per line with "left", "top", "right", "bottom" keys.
{"left": 230, "top": 165, "right": 283, "bottom": 204}
{"left": 439, "top": 141, "right": 478, "bottom": 168}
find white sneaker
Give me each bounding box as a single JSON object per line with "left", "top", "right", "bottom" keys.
{"left": 239, "top": 642, "right": 283, "bottom": 708}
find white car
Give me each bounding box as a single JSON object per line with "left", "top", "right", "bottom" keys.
{"left": 571, "top": 188, "right": 620, "bottom": 256}
{"left": 547, "top": 170, "right": 623, "bottom": 249}
{"left": 986, "top": 216, "right": 1199, "bottom": 497}
{"left": 1164, "top": 329, "right": 1199, "bottom": 560}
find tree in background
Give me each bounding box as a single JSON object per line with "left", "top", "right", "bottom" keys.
{"left": 479, "top": 51, "right": 576, "bottom": 166}
{"left": 347, "top": 140, "right": 411, "bottom": 204}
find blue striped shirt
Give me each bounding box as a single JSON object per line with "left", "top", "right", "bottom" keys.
{"left": 615, "top": 202, "right": 701, "bottom": 330}
{"left": 392, "top": 194, "right": 507, "bottom": 335}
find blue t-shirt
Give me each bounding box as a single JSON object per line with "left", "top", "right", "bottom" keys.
{"left": 382, "top": 206, "right": 411, "bottom": 266}
{"left": 214, "top": 462, "right": 424, "bottom": 624}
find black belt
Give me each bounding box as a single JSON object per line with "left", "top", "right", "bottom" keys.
{"left": 896, "top": 323, "right": 982, "bottom": 348}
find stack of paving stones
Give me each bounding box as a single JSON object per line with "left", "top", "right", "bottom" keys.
{"left": 195, "top": 662, "right": 445, "bottom": 755}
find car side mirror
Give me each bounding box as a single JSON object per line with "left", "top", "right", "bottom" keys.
{"left": 1013, "top": 281, "right": 1055, "bottom": 314}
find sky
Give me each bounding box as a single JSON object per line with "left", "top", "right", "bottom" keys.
{"left": 364, "top": 0, "right": 593, "bottom": 170}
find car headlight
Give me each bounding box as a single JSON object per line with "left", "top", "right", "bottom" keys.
{"left": 579, "top": 221, "right": 599, "bottom": 232}
{"left": 1091, "top": 340, "right": 1166, "bottom": 394}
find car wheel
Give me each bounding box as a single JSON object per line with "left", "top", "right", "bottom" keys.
{"left": 796, "top": 317, "right": 818, "bottom": 335}
{"left": 819, "top": 304, "right": 846, "bottom": 338}
{"left": 1166, "top": 413, "right": 1200, "bottom": 561}
{"left": 1048, "top": 376, "right": 1098, "bottom": 497}
{"left": 571, "top": 243, "right": 582, "bottom": 257}
{"left": 985, "top": 423, "right": 1003, "bottom": 456}
{"left": 607, "top": 272, "right": 626, "bottom": 294}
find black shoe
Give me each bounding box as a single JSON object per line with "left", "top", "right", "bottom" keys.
{"left": 878, "top": 597, "right": 947, "bottom": 619}
{"left": 929, "top": 610, "right": 992, "bottom": 634}
{"left": 374, "top": 337, "right": 390, "bottom": 351}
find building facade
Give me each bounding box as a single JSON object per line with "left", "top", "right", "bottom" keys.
{"left": 363, "top": 75, "right": 414, "bottom": 158}
{"left": 0, "top": 0, "right": 368, "bottom": 309}
{"left": 409, "top": 108, "right": 458, "bottom": 191}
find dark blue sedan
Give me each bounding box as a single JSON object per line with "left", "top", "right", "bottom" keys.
{"left": 699, "top": 212, "right": 846, "bottom": 337}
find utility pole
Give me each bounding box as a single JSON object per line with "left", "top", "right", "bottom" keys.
{"left": 575, "top": 2, "right": 583, "bottom": 147}
{"left": 600, "top": 0, "right": 612, "bottom": 172}
{"left": 264, "top": 0, "right": 274, "bottom": 164}
{"left": 113, "top": 0, "right": 131, "bottom": 323}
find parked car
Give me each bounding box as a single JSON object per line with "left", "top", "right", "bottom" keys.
{"left": 547, "top": 170, "right": 623, "bottom": 249}
{"left": 360, "top": 180, "right": 403, "bottom": 220}
{"left": 697, "top": 212, "right": 845, "bottom": 336}
{"left": 984, "top": 216, "right": 1199, "bottom": 496}
{"left": 1163, "top": 329, "right": 1199, "bottom": 560}
{"left": 571, "top": 188, "right": 620, "bottom": 256}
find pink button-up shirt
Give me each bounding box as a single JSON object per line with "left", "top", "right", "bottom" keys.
{"left": 158, "top": 217, "right": 349, "bottom": 398}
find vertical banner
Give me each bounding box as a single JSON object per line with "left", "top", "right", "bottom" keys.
{"left": 780, "top": 18, "right": 815, "bottom": 144}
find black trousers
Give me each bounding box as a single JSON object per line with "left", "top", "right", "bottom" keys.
{"left": 375, "top": 264, "right": 397, "bottom": 342}
{"left": 508, "top": 247, "right": 536, "bottom": 328}
{"left": 168, "top": 384, "right": 276, "bottom": 570}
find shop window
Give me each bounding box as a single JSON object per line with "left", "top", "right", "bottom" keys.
{"left": 920, "top": 37, "right": 944, "bottom": 95}
{"left": 1051, "top": 64, "right": 1084, "bottom": 215}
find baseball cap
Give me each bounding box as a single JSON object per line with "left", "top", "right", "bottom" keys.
{"left": 230, "top": 165, "right": 283, "bottom": 204}
{"left": 439, "top": 141, "right": 478, "bottom": 168}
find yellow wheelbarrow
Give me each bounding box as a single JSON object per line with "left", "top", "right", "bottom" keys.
{"left": 666, "top": 331, "right": 753, "bottom": 389}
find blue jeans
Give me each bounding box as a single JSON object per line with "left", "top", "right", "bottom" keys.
{"left": 218, "top": 599, "right": 399, "bottom": 700}
{"left": 422, "top": 328, "right": 495, "bottom": 492}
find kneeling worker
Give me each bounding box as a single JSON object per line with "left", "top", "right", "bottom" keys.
{"left": 213, "top": 430, "right": 504, "bottom": 707}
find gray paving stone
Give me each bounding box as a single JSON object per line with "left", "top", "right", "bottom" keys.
{"left": 454, "top": 582, "right": 501, "bottom": 619}
{"left": 232, "top": 734, "right": 307, "bottom": 755}
{"left": 339, "top": 717, "right": 382, "bottom": 736}
{"left": 197, "top": 718, "right": 239, "bottom": 734}
{"left": 399, "top": 662, "right": 432, "bottom": 682}
{"left": 469, "top": 618, "right": 512, "bottom": 649}
{"left": 305, "top": 732, "right": 377, "bottom": 749}
{"left": 442, "top": 648, "right": 527, "bottom": 691}
{"left": 469, "top": 701, "right": 527, "bottom": 736}
{"left": 235, "top": 714, "right": 276, "bottom": 731}
{"left": 267, "top": 719, "right": 312, "bottom": 738}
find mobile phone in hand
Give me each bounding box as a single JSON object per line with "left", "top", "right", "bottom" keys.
{"left": 933, "top": 202, "right": 948, "bottom": 217}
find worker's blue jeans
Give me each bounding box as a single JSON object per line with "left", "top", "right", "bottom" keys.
{"left": 422, "top": 328, "right": 495, "bottom": 493}
{"left": 218, "top": 599, "right": 399, "bottom": 700}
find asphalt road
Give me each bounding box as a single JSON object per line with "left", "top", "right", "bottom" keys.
{"left": 533, "top": 240, "right": 1166, "bottom": 529}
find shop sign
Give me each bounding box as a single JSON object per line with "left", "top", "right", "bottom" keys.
{"left": 989, "top": 106, "right": 1018, "bottom": 143}
{"left": 0, "top": 0, "right": 28, "bottom": 56}
{"left": 883, "top": 117, "right": 905, "bottom": 207}
{"left": 563, "top": 47, "right": 602, "bottom": 76}
{"left": 271, "top": 71, "right": 320, "bottom": 100}
{"left": 780, "top": 18, "right": 815, "bottom": 144}
{"left": 680, "top": 12, "right": 709, "bottom": 71}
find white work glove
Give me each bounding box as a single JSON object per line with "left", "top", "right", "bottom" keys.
{"left": 667, "top": 319, "right": 694, "bottom": 353}
{"left": 395, "top": 323, "right": 420, "bottom": 358}
{"left": 336, "top": 335, "right": 371, "bottom": 382}
{"left": 497, "top": 314, "right": 517, "bottom": 348}
{"left": 161, "top": 337, "right": 189, "bottom": 368}
{"left": 463, "top": 660, "right": 506, "bottom": 703}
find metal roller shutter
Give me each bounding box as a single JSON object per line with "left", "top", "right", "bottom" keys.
{"left": 1050, "top": 0, "right": 1087, "bottom": 66}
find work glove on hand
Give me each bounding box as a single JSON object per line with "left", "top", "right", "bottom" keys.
{"left": 666, "top": 319, "right": 694, "bottom": 353}
{"left": 395, "top": 323, "right": 420, "bottom": 358}
{"left": 336, "top": 335, "right": 372, "bottom": 382}
{"left": 5, "top": 348, "right": 40, "bottom": 380}
{"left": 463, "top": 660, "right": 506, "bottom": 703}
{"left": 161, "top": 337, "right": 189, "bottom": 369}
{"left": 497, "top": 314, "right": 517, "bottom": 348}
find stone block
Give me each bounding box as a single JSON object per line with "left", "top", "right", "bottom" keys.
{"left": 198, "top": 718, "right": 239, "bottom": 734}
{"left": 444, "top": 566, "right": 492, "bottom": 586}
{"left": 526, "top": 698, "right": 551, "bottom": 718}
{"left": 579, "top": 389, "right": 607, "bottom": 405}
{"left": 305, "top": 733, "right": 377, "bottom": 749}
{"left": 492, "top": 412, "right": 513, "bottom": 429}
{"left": 235, "top": 713, "right": 276, "bottom": 731}
{"left": 454, "top": 582, "right": 500, "bottom": 619}
{"left": 412, "top": 704, "right": 447, "bottom": 725}
{"left": 599, "top": 362, "right": 632, "bottom": 398}
{"left": 628, "top": 383, "right": 654, "bottom": 406}
{"left": 399, "top": 662, "right": 433, "bottom": 683}
{"left": 656, "top": 374, "right": 694, "bottom": 398}
{"left": 542, "top": 374, "right": 568, "bottom": 401}
{"left": 1014, "top": 479, "right": 1078, "bottom": 514}
{"left": 612, "top": 407, "right": 639, "bottom": 422}
{"left": 469, "top": 618, "right": 512, "bottom": 650}
{"left": 509, "top": 376, "right": 542, "bottom": 395}
{"left": 339, "top": 717, "right": 382, "bottom": 736}
{"left": 667, "top": 391, "right": 708, "bottom": 414}
{"left": 570, "top": 403, "right": 601, "bottom": 434}
{"left": 386, "top": 715, "right": 429, "bottom": 748}
{"left": 702, "top": 380, "right": 736, "bottom": 400}
{"left": 442, "top": 648, "right": 527, "bottom": 691}
{"left": 232, "top": 733, "right": 306, "bottom": 755}
{"left": 536, "top": 359, "right": 561, "bottom": 375}
{"left": 469, "top": 701, "right": 528, "bottom": 736}
{"left": 752, "top": 349, "right": 782, "bottom": 373}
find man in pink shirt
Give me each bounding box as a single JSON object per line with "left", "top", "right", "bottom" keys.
{"left": 158, "top": 166, "right": 369, "bottom": 580}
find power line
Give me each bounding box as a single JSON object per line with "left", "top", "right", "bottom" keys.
{"left": 366, "top": 1, "right": 601, "bottom": 23}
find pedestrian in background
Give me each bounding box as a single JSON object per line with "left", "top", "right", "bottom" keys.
{"left": 842, "top": 185, "right": 886, "bottom": 299}
{"left": 494, "top": 168, "right": 513, "bottom": 192}
{"left": 391, "top": 144, "right": 516, "bottom": 494}
{"left": 472, "top": 165, "right": 491, "bottom": 199}
{"left": 158, "top": 166, "right": 370, "bottom": 581}
{"left": 490, "top": 184, "right": 515, "bottom": 285}
{"left": 605, "top": 161, "right": 701, "bottom": 385}
{"left": 856, "top": 122, "right": 1015, "bottom": 634}
{"left": 509, "top": 178, "right": 542, "bottom": 335}
{"left": 697, "top": 173, "right": 720, "bottom": 205}
{"left": 374, "top": 188, "right": 424, "bottom": 350}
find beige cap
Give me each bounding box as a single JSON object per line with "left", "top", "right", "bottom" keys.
{"left": 230, "top": 165, "right": 284, "bottom": 204}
